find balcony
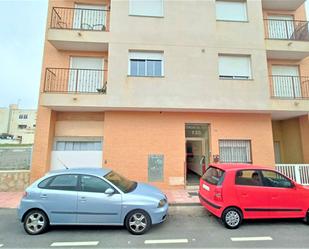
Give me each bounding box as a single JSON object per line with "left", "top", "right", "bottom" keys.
{"left": 269, "top": 75, "right": 309, "bottom": 99}
{"left": 264, "top": 19, "right": 309, "bottom": 60}
{"left": 261, "top": 0, "right": 305, "bottom": 11}
{"left": 47, "top": 7, "right": 110, "bottom": 51}
{"left": 44, "top": 68, "right": 107, "bottom": 94}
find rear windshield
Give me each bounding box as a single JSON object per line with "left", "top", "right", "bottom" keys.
{"left": 202, "top": 166, "right": 225, "bottom": 185}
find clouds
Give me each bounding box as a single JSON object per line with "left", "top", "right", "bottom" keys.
{"left": 0, "top": 0, "right": 48, "bottom": 109}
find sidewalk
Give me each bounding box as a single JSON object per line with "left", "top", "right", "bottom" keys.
{"left": 0, "top": 192, "right": 23, "bottom": 208}
{"left": 0, "top": 189, "right": 200, "bottom": 209}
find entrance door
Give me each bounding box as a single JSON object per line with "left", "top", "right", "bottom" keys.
{"left": 268, "top": 15, "right": 294, "bottom": 39}
{"left": 272, "top": 65, "right": 301, "bottom": 98}
{"left": 69, "top": 57, "right": 104, "bottom": 93}
{"left": 186, "top": 138, "right": 206, "bottom": 177}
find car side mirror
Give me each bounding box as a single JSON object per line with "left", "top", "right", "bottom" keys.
{"left": 105, "top": 188, "right": 115, "bottom": 195}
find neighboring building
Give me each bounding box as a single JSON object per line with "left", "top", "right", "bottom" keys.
{"left": 31, "top": 0, "right": 309, "bottom": 189}
{"left": 0, "top": 104, "right": 37, "bottom": 144}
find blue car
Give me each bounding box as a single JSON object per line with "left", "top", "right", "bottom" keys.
{"left": 18, "top": 168, "right": 168, "bottom": 235}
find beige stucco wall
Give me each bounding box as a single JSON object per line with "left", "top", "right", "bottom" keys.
{"left": 40, "top": 0, "right": 275, "bottom": 112}
{"left": 0, "top": 108, "right": 9, "bottom": 134}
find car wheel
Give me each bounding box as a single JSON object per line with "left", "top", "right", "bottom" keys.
{"left": 222, "top": 207, "right": 242, "bottom": 229}
{"left": 304, "top": 211, "right": 309, "bottom": 224}
{"left": 23, "top": 210, "right": 49, "bottom": 235}
{"left": 125, "top": 210, "right": 151, "bottom": 235}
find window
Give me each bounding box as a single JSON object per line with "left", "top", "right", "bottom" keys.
{"left": 19, "top": 114, "right": 28, "bottom": 119}
{"left": 202, "top": 166, "right": 225, "bottom": 185}
{"left": 218, "top": 55, "right": 252, "bottom": 79}
{"left": 47, "top": 174, "right": 79, "bottom": 191}
{"left": 129, "top": 0, "right": 163, "bottom": 17}
{"left": 18, "top": 125, "right": 27, "bottom": 129}
{"left": 216, "top": 0, "right": 247, "bottom": 22}
{"left": 54, "top": 141, "right": 102, "bottom": 151}
{"left": 235, "top": 170, "right": 263, "bottom": 186}
{"left": 80, "top": 175, "right": 111, "bottom": 193}
{"left": 261, "top": 170, "right": 293, "bottom": 188}
{"left": 219, "top": 140, "right": 252, "bottom": 163}
{"left": 129, "top": 51, "right": 163, "bottom": 77}
{"left": 38, "top": 177, "right": 55, "bottom": 189}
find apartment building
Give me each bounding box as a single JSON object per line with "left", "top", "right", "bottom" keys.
{"left": 31, "top": 0, "right": 309, "bottom": 189}
{"left": 0, "top": 104, "right": 37, "bottom": 144}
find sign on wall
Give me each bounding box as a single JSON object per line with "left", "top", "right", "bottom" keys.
{"left": 148, "top": 154, "right": 164, "bottom": 182}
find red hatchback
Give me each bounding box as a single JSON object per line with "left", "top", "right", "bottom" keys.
{"left": 199, "top": 164, "right": 309, "bottom": 229}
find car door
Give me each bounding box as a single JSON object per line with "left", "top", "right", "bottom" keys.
{"left": 235, "top": 170, "right": 271, "bottom": 218}
{"left": 77, "top": 175, "right": 122, "bottom": 224}
{"left": 260, "top": 170, "right": 304, "bottom": 218}
{"left": 39, "top": 174, "right": 79, "bottom": 224}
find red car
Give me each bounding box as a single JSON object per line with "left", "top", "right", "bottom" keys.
{"left": 199, "top": 163, "right": 309, "bottom": 229}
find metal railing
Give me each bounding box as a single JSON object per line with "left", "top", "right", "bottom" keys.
{"left": 50, "top": 7, "right": 109, "bottom": 31}
{"left": 269, "top": 75, "right": 309, "bottom": 99}
{"left": 276, "top": 164, "right": 309, "bottom": 185}
{"left": 264, "top": 19, "right": 309, "bottom": 41}
{"left": 44, "top": 68, "right": 107, "bottom": 94}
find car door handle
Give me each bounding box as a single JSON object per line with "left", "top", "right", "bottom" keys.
{"left": 271, "top": 195, "right": 279, "bottom": 200}
{"left": 241, "top": 193, "right": 248, "bottom": 197}
{"left": 40, "top": 194, "right": 47, "bottom": 199}
{"left": 80, "top": 196, "right": 87, "bottom": 202}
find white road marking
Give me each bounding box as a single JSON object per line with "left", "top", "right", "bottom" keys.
{"left": 0, "top": 244, "right": 3, "bottom": 248}
{"left": 144, "top": 239, "right": 189, "bottom": 244}
{"left": 231, "top": 236, "right": 273, "bottom": 242}
{"left": 50, "top": 241, "right": 99, "bottom": 247}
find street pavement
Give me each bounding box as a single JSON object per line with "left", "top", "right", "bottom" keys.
{"left": 0, "top": 206, "right": 308, "bottom": 248}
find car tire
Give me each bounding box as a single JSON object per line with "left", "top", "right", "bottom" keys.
{"left": 222, "top": 207, "right": 242, "bottom": 229}
{"left": 304, "top": 211, "right": 309, "bottom": 225}
{"left": 23, "top": 209, "right": 49, "bottom": 235}
{"left": 125, "top": 209, "right": 151, "bottom": 235}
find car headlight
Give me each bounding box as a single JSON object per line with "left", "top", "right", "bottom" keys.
{"left": 157, "top": 199, "right": 167, "bottom": 208}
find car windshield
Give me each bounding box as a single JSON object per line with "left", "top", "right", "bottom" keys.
{"left": 104, "top": 171, "right": 137, "bottom": 193}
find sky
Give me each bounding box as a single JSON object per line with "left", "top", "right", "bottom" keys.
{"left": 0, "top": 0, "right": 308, "bottom": 109}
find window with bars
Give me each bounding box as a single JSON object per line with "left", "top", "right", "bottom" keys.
{"left": 219, "top": 140, "right": 252, "bottom": 163}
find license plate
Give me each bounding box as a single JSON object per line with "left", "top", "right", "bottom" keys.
{"left": 203, "top": 184, "right": 210, "bottom": 191}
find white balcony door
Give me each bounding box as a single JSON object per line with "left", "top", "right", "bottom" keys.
{"left": 69, "top": 57, "right": 104, "bottom": 93}
{"left": 268, "top": 15, "right": 294, "bottom": 39}
{"left": 73, "top": 4, "right": 107, "bottom": 30}
{"left": 272, "top": 65, "right": 301, "bottom": 98}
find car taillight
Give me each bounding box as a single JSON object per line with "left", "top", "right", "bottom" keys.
{"left": 22, "top": 191, "right": 28, "bottom": 198}
{"left": 214, "top": 187, "right": 223, "bottom": 201}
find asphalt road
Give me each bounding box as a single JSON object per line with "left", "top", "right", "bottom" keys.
{"left": 0, "top": 206, "right": 308, "bottom": 248}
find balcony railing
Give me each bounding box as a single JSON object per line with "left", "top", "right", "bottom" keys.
{"left": 50, "top": 7, "right": 109, "bottom": 31}
{"left": 44, "top": 68, "right": 107, "bottom": 94}
{"left": 264, "top": 19, "right": 309, "bottom": 41}
{"left": 269, "top": 75, "right": 309, "bottom": 99}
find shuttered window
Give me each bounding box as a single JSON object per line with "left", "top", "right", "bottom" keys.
{"left": 219, "top": 140, "right": 252, "bottom": 163}
{"left": 216, "top": 0, "right": 247, "bottom": 22}
{"left": 219, "top": 55, "right": 252, "bottom": 79}
{"left": 129, "top": 0, "right": 163, "bottom": 17}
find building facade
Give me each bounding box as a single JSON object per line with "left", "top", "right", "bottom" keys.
{"left": 31, "top": 0, "right": 309, "bottom": 189}
{"left": 0, "top": 104, "right": 37, "bottom": 144}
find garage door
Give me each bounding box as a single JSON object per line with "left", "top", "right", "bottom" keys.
{"left": 50, "top": 139, "right": 103, "bottom": 170}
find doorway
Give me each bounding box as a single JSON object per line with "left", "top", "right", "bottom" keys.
{"left": 185, "top": 124, "right": 210, "bottom": 186}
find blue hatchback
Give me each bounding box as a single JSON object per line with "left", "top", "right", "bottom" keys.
{"left": 18, "top": 168, "right": 168, "bottom": 235}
